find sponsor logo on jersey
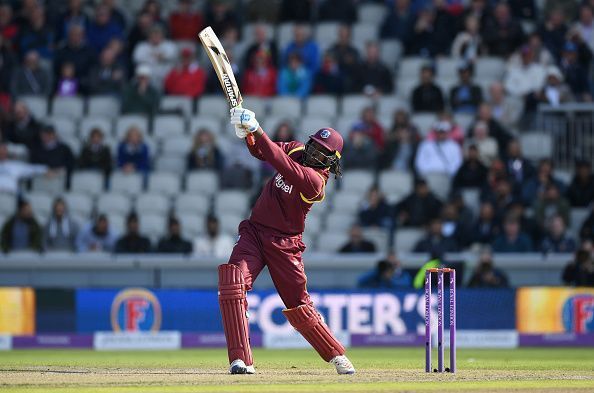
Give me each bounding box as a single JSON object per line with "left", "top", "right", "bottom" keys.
{"left": 274, "top": 173, "right": 293, "bottom": 194}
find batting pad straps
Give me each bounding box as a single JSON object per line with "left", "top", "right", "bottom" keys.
{"left": 283, "top": 304, "right": 345, "bottom": 362}
{"left": 218, "top": 264, "right": 253, "bottom": 366}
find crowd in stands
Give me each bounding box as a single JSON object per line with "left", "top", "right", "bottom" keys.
{"left": 0, "top": 0, "right": 593, "bottom": 287}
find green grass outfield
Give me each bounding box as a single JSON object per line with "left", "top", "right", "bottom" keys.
{"left": 1, "top": 348, "right": 594, "bottom": 392}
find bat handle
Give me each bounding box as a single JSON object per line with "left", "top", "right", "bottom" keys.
{"left": 246, "top": 133, "right": 255, "bottom": 146}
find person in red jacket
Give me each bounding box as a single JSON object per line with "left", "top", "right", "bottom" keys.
{"left": 168, "top": 0, "right": 203, "bottom": 40}
{"left": 241, "top": 49, "right": 277, "bottom": 97}
{"left": 163, "top": 47, "right": 206, "bottom": 97}
{"left": 219, "top": 107, "right": 355, "bottom": 375}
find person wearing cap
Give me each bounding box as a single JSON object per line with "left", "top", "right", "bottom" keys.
{"left": 415, "top": 120, "right": 463, "bottom": 177}
{"left": 121, "top": 64, "right": 160, "bottom": 116}
{"left": 164, "top": 47, "right": 206, "bottom": 98}
{"left": 536, "top": 66, "right": 573, "bottom": 106}
{"left": 503, "top": 44, "right": 546, "bottom": 99}
{"left": 217, "top": 107, "right": 354, "bottom": 375}
{"left": 559, "top": 40, "right": 592, "bottom": 101}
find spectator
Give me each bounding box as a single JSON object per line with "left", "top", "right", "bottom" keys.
{"left": 380, "top": 0, "right": 415, "bottom": 45}
{"left": 396, "top": 179, "right": 443, "bottom": 227}
{"left": 121, "top": 64, "right": 160, "bottom": 116}
{"left": 339, "top": 224, "right": 377, "bottom": 253}
{"left": 327, "top": 24, "right": 360, "bottom": 74}
{"left": 521, "top": 158, "right": 565, "bottom": 205}
{"left": 358, "top": 186, "right": 392, "bottom": 229}
{"left": 482, "top": 2, "right": 524, "bottom": 57}
{"left": 408, "top": 5, "right": 453, "bottom": 57}
{"left": 533, "top": 183, "right": 571, "bottom": 230}
{"left": 574, "top": 4, "right": 594, "bottom": 53}
{"left": 465, "top": 121, "right": 498, "bottom": 166}
{"left": 242, "top": 49, "right": 277, "bottom": 97}
{"left": 313, "top": 51, "right": 344, "bottom": 95}
{"left": 88, "top": 46, "right": 126, "bottom": 95}
{"left": 157, "top": 216, "right": 193, "bottom": 254}
{"left": 0, "top": 3, "right": 18, "bottom": 44}
{"left": 537, "top": 8, "right": 568, "bottom": 60}
{"left": 76, "top": 214, "right": 117, "bottom": 252}
{"left": 55, "top": 62, "right": 79, "bottom": 96}
{"left": 350, "top": 107, "right": 385, "bottom": 149}
{"left": 127, "top": 12, "right": 152, "bottom": 60}
{"left": 77, "top": 128, "right": 112, "bottom": 177}
{"left": 44, "top": 197, "right": 78, "bottom": 251}
{"left": 412, "top": 65, "right": 445, "bottom": 113}
{"left": 164, "top": 47, "right": 207, "bottom": 98}
{"left": 279, "top": 0, "right": 312, "bottom": 23}
{"left": 378, "top": 120, "right": 418, "bottom": 172}
{"left": 4, "top": 101, "right": 42, "bottom": 151}
{"left": 544, "top": 0, "right": 578, "bottom": 22}
{"left": 453, "top": 144, "right": 488, "bottom": 190}
{"left": 17, "top": 5, "right": 54, "bottom": 60}
{"left": 352, "top": 41, "right": 394, "bottom": 96}
{"left": 169, "top": 0, "right": 203, "bottom": 40}
{"left": 318, "top": 0, "right": 357, "bottom": 23}
{"left": 187, "top": 128, "right": 224, "bottom": 171}
{"left": 342, "top": 128, "right": 377, "bottom": 170}
{"left": 277, "top": 52, "right": 312, "bottom": 98}
{"left": 243, "top": 23, "right": 278, "bottom": 68}
{"left": 541, "top": 214, "right": 576, "bottom": 254}
{"left": 487, "top": 82, "right": 522, "bottom": 131}
{"left": 10, "top": 50, "right": 51, "bottom": 97}
{"left": 558, "top": 41, "right": 592, "bottom": 101}
{"left": 413, "top": 218, "right": 459, "bottom": 253}
{"left": 358, "top": 254, "right": 412, "bottom": 289}
{"left": 30, "top": 125, "right": 74, "bottom": 177}
{"left": 450, "top": 62, "right": 483, "bottom": 114}
{"left": 562, "top": 248, "right": 594, "bottom": 286}
{"left": 0, "top": 198, "right": 42, "bottom": 252}
{"left": 117, "top": 126, "right": 150, "bottom": 177}
{"left": 503, "top": 139, "right": 535, "bottom": 193}
{"left": 54, "top": 0, "right": 90, "bottom": 43}
{"left": 282, "top": 24, "right": 319, "bottom": 74}
{"left": 442, "top": 202, "right": 471, "bottom": 248}
{"left": 415, "top": 124, "right": 463, "bottom": 177}
{"left": 483, "top": 178, "right": 516, "bottom": 222}
{"left": 470, "top": 103, "right": 512, "bottom": 153}
{"left": 132, "top": 25, "right": 177, "bottom": 87}
{"left": 86, "top": 4, "right": 123, "bottom": 54}
{"left": 141, "top": 0, "right": 167, "bottom": 30}
{"left": 492, "top": 215, "right": 534, "bottom": 253}
{"left": 426, "top": 114, "right": 464, "bottom": 145}
{"left": 0, "top": 143, "right": 48, "bottom": 194}
{"left": 0, "top": 34, "right": 15, "bottom": 100}
{"left": 535, "top": 66, "right": 574, "bottom": 106}
{"left": 193, "top": 215, "right": 234, "bottom": 258}
{"left": 471, "top": 202, "right": 501, "bottom": 245}
{"left": 53, "top": 24, "right": 96, "bottom": 90}
{"left": 567, "top": 159, "right": 594, "bottom": 207}
{"left": 503, "top": 45, "right": 546, "bottom": 110}
{"left": 204, "top": 0, "right": 239, "bottom": 35}
{"left": 114, "top": 212, "right": 152, "bottom": 253}
{"left": 580, "top": 209, "right": 594, "bottom": 242}
{"left": 100, "top": 0, "right": 126, "bottom": 30}
{"left": 451, "top": 15, "right": 484, "bottom": 62}
{"left": 467, "top": 249, "right": 509, "bottom": 287}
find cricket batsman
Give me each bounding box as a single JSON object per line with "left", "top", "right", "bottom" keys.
{"left": 218, "top": 107, "right": 355, "bottom": 375}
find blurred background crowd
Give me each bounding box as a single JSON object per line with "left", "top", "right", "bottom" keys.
{"left": 0, "top": 0, "right": 593, "bottom": 287}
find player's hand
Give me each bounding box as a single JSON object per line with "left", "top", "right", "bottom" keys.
{"left": 230, "top": 107, "right": 259, "bottom": 133}
{"left": 234, "top": 124, "right": 249, "bottom": 139}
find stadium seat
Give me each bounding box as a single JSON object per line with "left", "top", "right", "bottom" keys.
{"left": 242, "top": 96, "right": 267, "bottom": 117}
{"left": 63, "top": 192, "right": 93, "bottom": 218}
{"left": 352, "top": 23, "right": 378, "bottom": 53}
{"left": 186, "top": 170, "right": 219, "bottom": 195}
{"left": 71, "top": 171, "right": 104, "bottom": 196}
{"left": 47, "top": 117, "right": 77, "bottom": 139}
{"left": 88, "top": 96, "right": 120, "bottom": 117}
{"left": 148, "top": 172, "right": 181, "bottom": 197}
{"left": 362, "top": 227, "right": 389, "bottom": 253}
{"left": 160, "top": 96, "right": 193, "bottom": 118}
{"left": 332, "top": 192, "right": 362, "bottom": 214}
{"left": 377, "top": 95, "right": 409, "bottom": 117}
{"left": 436, "top": 78, "right": 457, "bottom": 97}
{"left": 63, "top": 136, "right": 81, "bottom": 156}
{"left": 19, "top": 96, "right": 48, "bottom": 118}
{"left": 299, "top": 117, "right": 332, "bottom": 140}
{"left": 27, "top": 192, "right": 53, "bottom": 218}
{"left": 153, "top": 115, "right": 186, "bottom": 141}
{"left": 316, "top": 232, "right": 349, "bottom": 252}
{"left": 97, "top": 193, "right": 132, "bottom": 216}
{"left": 520, "top": 132, "right": 553, "bottom": 162}
{"left": 189, "top": 117, "right": 223, "bottom": 135}
{"left": 80, "top": 116, "right": 113, "bottom": 139}
{"left": 335, "top": 116, "right": 358, "bottom": 136}
{"left": 270, "top": 96, "right": 301, "bottom": 118}
{"left": 175, "top": 193, "right": 211, "bottom": 216}
{"left": 31, "top": 173, "right": 66, "bottom": 195}
{"left": 396, "top": 77, "right": 418, "bottom": 101}
{"left": 276, "top": 22, "right": 295, "bottom": 51}
{"left": 197, "top": 96, "right": 229, "bottom": 119}
{"left": 314, "top": 22, "right": 340, "bottom": 52}
{"left": 394, "top": 228, "right": 425, "bottom": 252}
{"left": 570, "top": 208, "right": 590, "bottom": 237}
{"left": 475, "top": 57, "right": 505, "bottom": 80}
{"left": 380, "top": 40, "right": 403, "bottom": 70}
{"left": 110, "top": 172, "right": 143, "bottom": 195}
{"left": 398, "top": 57, "right": 429, "bottom": 79}
{"left": 424, "top": 173, "right": 451, "bottom": 200}
{"left": 161, "top": 136, "right": 192, "bottom": 156}
{"left": 305, "top": 95, "right": 338, "bottom": 118}
{"left": 411, "top": 113, "right": 438, "bottom": 136}
{"left": 107, "top": 213, "right": 125, "bottom": 235}
{"left": 358, "top": 3, "right": 386, "bottom": 24}
{"left": 436, "top": 57, "right": 461, "bottom": 80}
{"left": 461, "top": 188, "right": 481, "bottom": 216}
{"left": 215, "top": 191, "right": 249, "bottom": 216}
{"left": 155, "top": 156, "right": 186, "bottom": 173}
{"left": 0, "top": 194, "right": 16, "bottom": 215}
{"left": 454, "top": 113, "right": 474, "bottom": 134}
{"left": 115, "top": 115, "right": 149, "bottom": 139}
{"left": 178, "top": 213, "right": 204, "bottom": 239}
{"left": 135, "top": 193, "right": 170, "bottom": 215}
{"left": 341, "top": 95, "right": 373, "bottom": 116}
{"left": 218, "top": 213, "right": 242, "bottom": 235}
{"left": 378, "top": 170, "right": 413, "bottom": 203}
{"left": 51, "top": 96, "right": 84, "bottom": 118}
{"left": 340, "top": 169, "right": 375, "bottom": 194}
{"left": 262, "top": 116, "right": 293, "bottom": 135}
{"left": 243, "top": 23, "right": 274, "bottom": 44}
{"left": 304, "top": 214, "right": 322, "bottom": 235}
{"left": 325, "top": 213, "right": 356, "bottom": 231}
{"left": 139, "top": 214, "right": 167, "bottom": 240}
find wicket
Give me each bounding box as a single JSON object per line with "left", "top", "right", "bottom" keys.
{"left": 424, "top": 268, "right": 456, "bottom": 373}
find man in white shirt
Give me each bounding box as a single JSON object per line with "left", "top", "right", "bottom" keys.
{"left": 415, "top": 123, "right": 463, "bottom": 177}
{"left": 0, "top": 144, "right": 48, "bottom": 194}
{"left": 503, "top": 45, "right": 546, "bottom": 98}
{"left": 193, "top": 215, "right": 235, "bottom": 258}
{"left": 132, "top": 25, "right": 177, "bottom": 87}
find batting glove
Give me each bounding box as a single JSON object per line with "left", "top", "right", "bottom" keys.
{"left": 230, "top": 107, "right": 259, "bottom": 133}
{"left": 234, "top": 124, "right": 249, "bottom": 139}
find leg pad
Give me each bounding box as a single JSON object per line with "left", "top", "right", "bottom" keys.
{"left": 283, "top": 304, "right": 345, "bottom": 362}
{"left": 218, "top": 264, "right": 253, "bottom": 366}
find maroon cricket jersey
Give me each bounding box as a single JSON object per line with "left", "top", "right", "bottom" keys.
{"left": 247, "top": 132, "right": 328, "bottom": 236}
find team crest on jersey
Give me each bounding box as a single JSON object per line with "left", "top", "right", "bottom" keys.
{"left": 320, "top": 129, "right": 331, "bottom": 139}
{"left": 274, "top": 173, "right": 293, "bottom": 194}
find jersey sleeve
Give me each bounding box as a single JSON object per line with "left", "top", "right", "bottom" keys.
{"left": 254, "top": 132, "right": 325, "bottom": 199}
{"left": 246, "top": 138, "right": 286, "bottom": 161}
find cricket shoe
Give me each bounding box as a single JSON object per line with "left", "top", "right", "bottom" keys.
{"left": 229, "top": 359, "right": 256, "bottom": 374}
{"left": 330, "top": 355, "right": 355, "bottom": 375}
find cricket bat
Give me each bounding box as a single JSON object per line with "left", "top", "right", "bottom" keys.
{"left": 199, "top": 26, "right": 255, "bottom": 146}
